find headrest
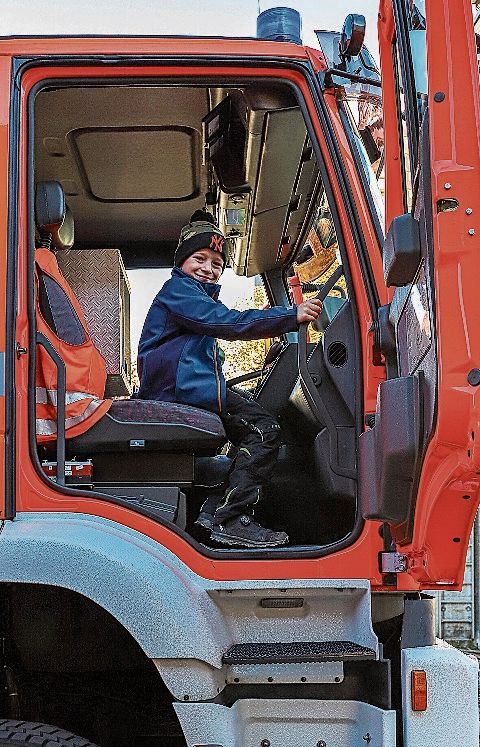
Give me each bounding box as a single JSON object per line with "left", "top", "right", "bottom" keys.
{"left": 35, "top": 181, "right": 74, "bottom": 251}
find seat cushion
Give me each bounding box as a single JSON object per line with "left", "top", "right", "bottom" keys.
{"left": 67, "top": 399, "right": 226, "bottom": 454}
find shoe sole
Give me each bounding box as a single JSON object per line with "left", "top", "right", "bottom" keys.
{"left": 210, "top": 530, "right": 289, "bottom": 548}
{"left": 195, "top": 516, "right": 213, "bottom": 531}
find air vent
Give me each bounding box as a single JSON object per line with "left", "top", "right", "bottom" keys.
{"left": 327, "top": 341, "right": 348, "bottom": 367}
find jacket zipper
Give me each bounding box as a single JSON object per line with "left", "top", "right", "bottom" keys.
{"left": 213, "top": 340, "right": 222, "bottom": 413}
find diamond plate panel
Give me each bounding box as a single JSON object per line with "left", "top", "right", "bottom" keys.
{"left": 57, "top": 248, "right": 132, "bottom": 396}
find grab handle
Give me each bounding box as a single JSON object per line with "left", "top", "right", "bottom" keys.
{"left": 36, "top": 333, "right": 66, "bottom": 486}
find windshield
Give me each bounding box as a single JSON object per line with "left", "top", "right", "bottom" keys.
{"left": 341, "top": 97, "right": 385, "bottom": 237}
{"left": 315, "top": 30, "right": 385, "bottom": 238}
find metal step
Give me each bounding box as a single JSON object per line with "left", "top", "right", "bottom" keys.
{"left": 222, "top": 640, "right": 376, "bottom": 665}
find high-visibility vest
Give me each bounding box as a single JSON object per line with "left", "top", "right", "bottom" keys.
{"left": 35, "top": 248, "right": 112, "bottom": 442}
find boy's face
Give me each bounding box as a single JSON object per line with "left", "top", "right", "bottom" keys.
{"left": 181, "top": 247, "right": 224, "bottom": 283}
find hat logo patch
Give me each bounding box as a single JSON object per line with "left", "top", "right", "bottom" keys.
{"left": 210, "top": 234, "right": 225, "bottom": 253}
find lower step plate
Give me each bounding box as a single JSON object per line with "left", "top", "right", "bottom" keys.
{"left": 222, "top": 640, "right": 375, "bottom": 665}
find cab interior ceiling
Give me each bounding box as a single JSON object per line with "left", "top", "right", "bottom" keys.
{"left": 34, "top": 82, "right": 318, "bottom": 275}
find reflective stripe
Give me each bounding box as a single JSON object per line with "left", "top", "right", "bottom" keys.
{"left": 36, "top": 387, "right": 97, "bottom": 406}
{"left": 36, "top": 398, "right": 105, "bottom": 436}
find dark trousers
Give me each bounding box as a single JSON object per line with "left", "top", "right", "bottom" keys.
{"left": 205, "top": 389, "right": 282, "bottom": 523}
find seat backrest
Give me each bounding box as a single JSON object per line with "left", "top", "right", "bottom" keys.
{"left": 35, "top": 181, "right": 92, "bottom": 349}
{"left": 34, "top": 181, "right": 111, "bottom": 443}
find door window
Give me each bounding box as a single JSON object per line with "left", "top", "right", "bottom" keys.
{"left": 293, "top": 192, "right": 347, "bottom": 342}
{"left": 340, "top": 99, "right": 385, "bottom": 235}
{"left": 393, "top": 40, "right": 414, "bottom": 212}
{"left": 392, "top": 0, "right": 428, "bottom": 211}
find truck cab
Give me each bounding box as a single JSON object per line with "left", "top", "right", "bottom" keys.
{"left": 0, "top": 1, "right": 478, "bottom": 745}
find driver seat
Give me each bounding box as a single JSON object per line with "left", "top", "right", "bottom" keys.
{"left": 35, "top": 181, "right": 226, "bottom": 506}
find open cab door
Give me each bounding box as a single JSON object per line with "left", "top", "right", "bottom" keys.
{"left": 362, "top": 0, "right": 480, "bottom": 587}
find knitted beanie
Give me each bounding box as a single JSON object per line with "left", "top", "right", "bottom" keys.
{"left": 174, "top": 210, "right": 228, "bottom": 270}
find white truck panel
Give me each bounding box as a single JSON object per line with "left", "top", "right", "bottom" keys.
{"left": 401, "top": 642, "right": 479, "bottom": 747}
{"left": 175, "top": 699, "right": 396, "bottom": 747}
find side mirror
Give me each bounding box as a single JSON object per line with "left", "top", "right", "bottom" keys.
{"left": 339, "top": 13, "right": 366, "bottom": 58}
{"left": 383, "top": 213, "right": 421, "bottom": 287}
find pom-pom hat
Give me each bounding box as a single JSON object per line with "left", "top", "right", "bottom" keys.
{"left": 174, "top": 210, "right": 228, "bottom": 270}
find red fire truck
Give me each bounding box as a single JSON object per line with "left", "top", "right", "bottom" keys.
{"left": 0, "top": 1, "right": 478, "bottom": 745}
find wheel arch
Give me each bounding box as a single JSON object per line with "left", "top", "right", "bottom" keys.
{"left": 0, "top": 577, "right": 189, "bottom": 746}
{"left": 0, "top": 512, "right": 229, "bottom": 664}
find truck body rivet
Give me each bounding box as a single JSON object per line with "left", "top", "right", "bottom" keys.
{"left": 363, "top": 735, "right": 372, "bottom": 744}
{"left": 317, "top": 741, "right": 327, "bottom": 747}
{"left": 468, "top": 229, "right": 475, "bottom": 235}
{"left": 444, "top": 182, "right": 452, "bottom": 189}
{"left": 261, "top": 740, "right": 271, "bottom": 747}
{"left": 466, "top": 208, "right": 473, "bottom": 215}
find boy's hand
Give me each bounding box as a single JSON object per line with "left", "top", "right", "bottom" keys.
{"left": 297, "top": 298, "right": 323, "bottom": 324}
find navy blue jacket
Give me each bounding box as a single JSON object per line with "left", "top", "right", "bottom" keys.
{"left": 137, "top": 268, "right": 298, "bottom": 413}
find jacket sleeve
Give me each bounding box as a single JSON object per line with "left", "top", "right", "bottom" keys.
{"left": 161, "top": 281, "right": 298, "bottom": 341}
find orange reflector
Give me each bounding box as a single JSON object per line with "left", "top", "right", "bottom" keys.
{"left": 411, "top": 670, "right": 428, "bottom": 711}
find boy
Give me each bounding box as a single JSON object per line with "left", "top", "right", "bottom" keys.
{"left": 138, "top": 210, "right": 322, "bottom": 548}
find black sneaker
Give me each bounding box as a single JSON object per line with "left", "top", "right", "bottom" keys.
{"left": 194, "top": 511, "right": 214, "bottom": 531}
{"left": 210, "top": 515, "right": 289, "bottom": 548}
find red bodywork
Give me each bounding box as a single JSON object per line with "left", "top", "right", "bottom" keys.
{"left": 0, "top": 0, "right": 479, "bottom": 590}
{"left": 378, "top": 0, "right": 480, "bottom": 584}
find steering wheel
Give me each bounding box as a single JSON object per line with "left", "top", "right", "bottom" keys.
{"left": 226, "top": 341, "right": 285, "bottom": 389}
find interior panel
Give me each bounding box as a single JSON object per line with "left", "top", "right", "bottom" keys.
{"left": 72, "top": 127, "right": 199, "bottom": 201}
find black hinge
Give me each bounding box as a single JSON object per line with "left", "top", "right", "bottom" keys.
{"left": 380, "top": 552, "right": 408, "bottom": 573}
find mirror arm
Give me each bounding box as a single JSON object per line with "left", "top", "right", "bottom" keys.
{"left": 319, "top": 68, "right": 382, "bottom": 90}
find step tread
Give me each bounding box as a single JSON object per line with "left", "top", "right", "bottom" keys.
{"left": 222, "top": 640, "right": 375, "bottom": 665}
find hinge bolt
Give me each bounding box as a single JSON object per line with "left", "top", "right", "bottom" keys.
{"left": 466, "top": 208, "right": 473, "bottom": 215}
{"left": 444, "top": 182, "right": 452, "bottom": 190}
{"left": 467, "top": 368, "right": 480, "bottom": 386}
{"left": 468, "top": 229, "right": 476, "bottom": 236}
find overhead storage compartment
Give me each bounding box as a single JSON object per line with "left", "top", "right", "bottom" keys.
{"left": 207, "top": 86, "right": 318, "bottom": 276}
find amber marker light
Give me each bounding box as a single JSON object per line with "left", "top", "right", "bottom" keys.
{"left": 411, "top": 670, "right": 428, "bottom": 711}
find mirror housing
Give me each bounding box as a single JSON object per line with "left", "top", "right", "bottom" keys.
{"left": 339, "top": 14, "right": 366, "bottom": 58}
{"left": 383, "top": 213, "right": 421, "bottom": 287}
